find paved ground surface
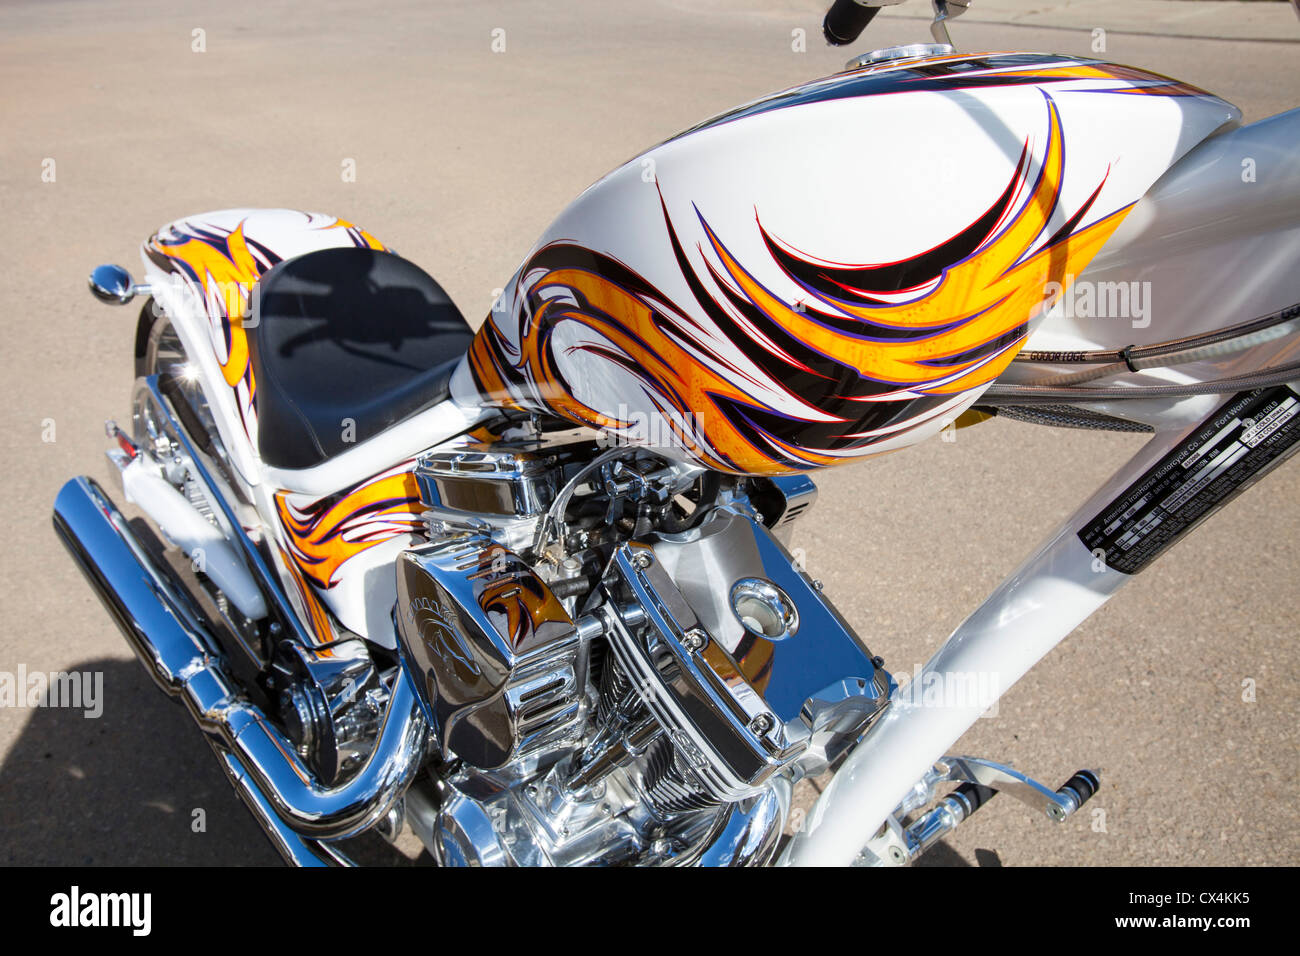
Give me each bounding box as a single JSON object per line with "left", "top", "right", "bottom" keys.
{"left": 0, "top": 0, "right": 1296, "bottom": 866}
{"left": 903, "top": 0, "right": 1300, "bottom": 42}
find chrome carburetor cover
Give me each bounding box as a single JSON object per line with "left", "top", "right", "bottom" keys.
{"left": 413, "top": 438, "right": 595, "bottom": 553}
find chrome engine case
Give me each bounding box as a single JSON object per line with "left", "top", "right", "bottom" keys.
{"left": 394, "top": 445, "right": 893, "bottom": 865}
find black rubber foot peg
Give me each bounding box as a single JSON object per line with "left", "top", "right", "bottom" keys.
{"left": 951, "top": 781, "right": 997, "bottom": 817}
{"left": 1057, "top": 769, "right": 1100, "bottom": 806}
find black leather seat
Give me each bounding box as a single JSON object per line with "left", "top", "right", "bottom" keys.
{"left": 250, "top": 247, "right": 475, "bottom": 470}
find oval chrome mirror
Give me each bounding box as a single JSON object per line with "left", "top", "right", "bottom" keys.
{"left": 88, "top": 264, "right": 137, "bottom": 305}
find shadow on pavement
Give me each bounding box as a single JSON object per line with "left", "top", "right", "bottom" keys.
{"left": 912, "top": 842, "right": 1004, "bottom": 867}
{"left": 0, "top": 657, "right": 279, "bottom": 865}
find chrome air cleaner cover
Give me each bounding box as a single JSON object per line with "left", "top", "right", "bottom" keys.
{"left": 599, "top": 507, "right": 892, "bottom": 799}
{"left": 395, "top": 536, "right": 588, "bottom": 770}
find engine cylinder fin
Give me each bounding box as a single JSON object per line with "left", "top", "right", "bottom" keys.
{"left": 597, "top": 640, "right": 634, "bottom": 724}
{"left": 641, "top": 735, "right": 720, "bottom": 817}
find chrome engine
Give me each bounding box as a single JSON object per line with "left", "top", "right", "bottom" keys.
{"left": 56, "top": 379, "right": 895, "bottom": 865}
{"left": 393, "top": 438, "right": 894, "bottom": 866}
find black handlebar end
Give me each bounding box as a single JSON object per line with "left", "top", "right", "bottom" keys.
{"left": 823, "top": 0, "right": 879, "bottom": 46}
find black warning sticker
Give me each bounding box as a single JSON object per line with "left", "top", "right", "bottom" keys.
{"left": 1079, "top": 385, "right": 1300, "bottom": 574}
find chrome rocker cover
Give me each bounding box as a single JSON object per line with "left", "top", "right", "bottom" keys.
{"left": 600, "top": 508, "right": 893, "bottom": 799}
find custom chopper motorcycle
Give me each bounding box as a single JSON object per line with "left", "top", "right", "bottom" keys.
{"left": 54, "top": 0, "right": 1300, "bottom": 866}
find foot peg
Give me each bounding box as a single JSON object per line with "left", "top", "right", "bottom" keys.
{"left": 938, "top": 757, "right": 1099, "bottom": 822}
{"left": 1055, "top": 769, "right": 1100, "bottom": 816}
{"left": 860, "top": 757, "right": 1099, "bottom": 865}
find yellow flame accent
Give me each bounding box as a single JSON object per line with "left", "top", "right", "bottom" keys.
{"left": 275, "top": 469, "right": 422, "bottom": 590}
{"left": 704, "top": 99, "right": 1126, "bottom": 395}
{"left": 472, "top": 99, "right": 1130, "bottom": 474}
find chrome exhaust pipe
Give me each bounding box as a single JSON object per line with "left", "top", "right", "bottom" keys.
{"left": 217, "top": 751, "right": 356, "bottom": 866}
{"left": 52, "top": 476, "right": 429, "bottom": 851}
{"left": 696, "top": 779, "right": 790, "bottom": 867}
{"left": 676, "top": 777, "right": 789, "bottom": 867}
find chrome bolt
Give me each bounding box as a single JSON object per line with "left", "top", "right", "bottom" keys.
{"left": 634, "top": 551, "right": 653, "bottom": 569}
{"left": 749, "top": 713, "right": 774, "bottom": 735}
{"left": 812, "top": 579, "right": 824, "bottom": 591}
{"left": 682, "top": 628, "right": 707, "bottom": 651}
